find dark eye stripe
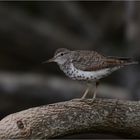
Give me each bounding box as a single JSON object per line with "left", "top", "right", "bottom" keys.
{"left": 55, "top": 48, "right": 69, "bottom": 55}
{"left": 58, "top": 52, "right": 67, "bottom": 56}
{"left": 55, "top": 51, "right": 68, "bottom": 57}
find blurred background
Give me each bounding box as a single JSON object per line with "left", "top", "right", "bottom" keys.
{"left": 0, "top": 1, "right": 140, "bottom": 138}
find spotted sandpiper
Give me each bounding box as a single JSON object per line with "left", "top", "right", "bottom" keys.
{"left": 46, "top": 48, "right": 138, "bottom": 102}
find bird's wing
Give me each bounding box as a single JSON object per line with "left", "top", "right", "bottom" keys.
{"left": 72, "top": 51, "right": 108, "bottom": 71}
{"left": 72, "top": 51, "right": 128, "bottom": 71}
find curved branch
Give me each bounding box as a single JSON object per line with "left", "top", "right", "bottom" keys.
{"left": 0, "top": 98, "right": 140, "bottom": 139}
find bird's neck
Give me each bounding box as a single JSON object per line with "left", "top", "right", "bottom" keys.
{"left": 58, "top": 61, "right": 71, "bottom": 72}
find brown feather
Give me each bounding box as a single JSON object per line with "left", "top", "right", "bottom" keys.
{"left": 72, "top": 51, "right": 138, "bottom": 71}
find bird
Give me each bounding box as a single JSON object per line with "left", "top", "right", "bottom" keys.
{"left": 45, "top": 48, "right": 138, "bottom": 102}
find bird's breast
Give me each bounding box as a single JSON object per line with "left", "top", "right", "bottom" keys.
{"left": 59, "top": 63, "right": 118, "bottom": 81}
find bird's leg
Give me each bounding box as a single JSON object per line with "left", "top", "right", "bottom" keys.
{"left": 81, "top": 87, "right": 89, "bottom": 99}
{"left": 91, "top": 81, "right": 100, "bottom": 103}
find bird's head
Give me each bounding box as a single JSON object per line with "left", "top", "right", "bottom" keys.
{"left": 46, "top": 48, "right": 71, "bottom": 65}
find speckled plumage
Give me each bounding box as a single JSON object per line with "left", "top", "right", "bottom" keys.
{"left": 52, "top": 49, "right": 136, "bottom": 81}
{"left": 59, "top": 60, "right": 117, "bottom": 82}
{"left": 47, "top": 48, "right": 138, "bottom": 101}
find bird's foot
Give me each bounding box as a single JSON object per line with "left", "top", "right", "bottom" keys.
{"left": 88, "top": 98, "right": 96, "bottom": 105}
{"left": 72, "top": 98, "right": 97, "bottom": 105}
{"left": 71, "top": 98, "right": 87, "bottom": 102}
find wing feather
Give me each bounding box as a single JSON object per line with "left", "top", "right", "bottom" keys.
{"left": 72, "top": 51, "right": 107, "bottom": 71}
{"left": 72, "top": 51, "right": 134, "bottom": 71}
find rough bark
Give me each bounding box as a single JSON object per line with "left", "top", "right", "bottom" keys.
{"left": 0, "top": 98, "right": 140, "bottom": 139}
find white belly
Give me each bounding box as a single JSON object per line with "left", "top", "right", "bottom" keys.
{"left": 62, "top": 63, "right": 118, "bottom": 81}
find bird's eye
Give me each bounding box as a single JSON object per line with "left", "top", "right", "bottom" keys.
{"left": 60, "top": 53, "right": 64, "bottom": 56}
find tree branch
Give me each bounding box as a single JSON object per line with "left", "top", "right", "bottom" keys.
{"left": 0, "top": 98, "right": 140, "bottom": 139}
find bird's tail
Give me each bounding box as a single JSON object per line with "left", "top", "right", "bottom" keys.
{"left": 106, "top": 56, "right": 138, "bottom": 66}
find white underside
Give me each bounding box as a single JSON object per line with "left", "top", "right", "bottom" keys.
{"left": 63, "top": 63, "right": 119, "bottom": 81}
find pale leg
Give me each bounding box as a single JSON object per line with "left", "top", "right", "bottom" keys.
{"left": 91, "top": 81, "right": 99, "bottom": 102}
{"left": 81, "top": 87, "right": 89, "bottom": 99}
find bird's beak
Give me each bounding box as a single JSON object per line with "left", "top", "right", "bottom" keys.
{"left": 42, "top": 57, "right": 55, "bottom": 64}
